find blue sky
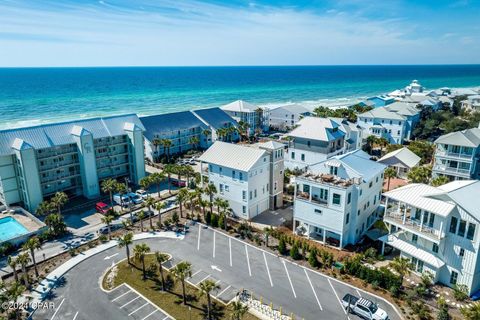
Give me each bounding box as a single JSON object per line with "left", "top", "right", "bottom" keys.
{"left": 0, "top": 0, "right": 479, "bottom": 66}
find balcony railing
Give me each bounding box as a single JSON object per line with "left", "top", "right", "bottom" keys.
{"left": 435, "top": 150, "right": 474, "bottom": 160}
{"left": 433, "top": 165, "right": 471, "bottom": 175}
{"left": 384, "top": 210, "right": 442, "bottom": 240}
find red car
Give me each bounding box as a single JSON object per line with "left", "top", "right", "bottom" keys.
{"left": 95, "top": 202, "right": 110, "bottom": 214}
{"left": 170, "top": 178, "right": 186, "bottom": 187}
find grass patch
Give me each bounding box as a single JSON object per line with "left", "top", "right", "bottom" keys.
{"left": 103, "top": 254, "right": 258, "bottom": 320}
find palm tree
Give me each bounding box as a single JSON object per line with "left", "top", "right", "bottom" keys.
{"left": 149, "top": 172, "right": 166, "bottom": 198}
{"left": 214, "top": 197, "right": 222, "bottom": 214}
{"left": 115, "top": 182, "right": 128, "bottom": 212}
{"left": 101, "top": 214, "right": 115, "bottom": 240}
{"left": 199, "top": 279, "right": 220, "bottom": 320}
{"left": 183, "top": 165, "right": 195, "bottom": 188}
{"left": 431, "top": 175, "right": 450, "bottom": 187}
{"left": 264, "top": 228, "right": 272, "bottom": 247}
{"left": 51, "top": 191, "right": 68, "bottom": 215}
{"left": 163, "top": 164, "right": 175, "bottom": 194}
{"left": 384, "top": 167, "right": 397, "bottom": 191}
{"left": 156, "top": 201, "right": 166, "bottom": 226}
{"left": 152, "top": 138, "right": 162, "bottom": 162}
{"left": 202, "top": 129, "right": 212, "bottom": 147}
{"left": 189, "top": 136, "right": 200, "bottom": 150}
{"left": 155, "top": 251, "right": 170, "bottom": 291}
{"left": 17, "top": 252, "right": 31, "bottom": 286}
{"left": 176, "top": 188, "right": 189, "bottom": 218}
{"left": 138, "top": 210, "right": 145, "bottom": 232}
{"left": 35, "top": 201, "right": 53, "bottom": 216}
{"left": 216, "top": 128, "right": 227, "bottom": 142}
{"left": 145, "top": 197, "right": 156, "bottom": 229}
{"left": 219, "top": 199, "right": 229, "bottom": 215}
{"left": 117, "top": 232, "right": 133, "bottom": 264}
{"left": 389, "top": 256, "right": 411, "bottom": 285}
{"left": 7, "top": 256, "right": 19, "bottom": 283}
{"left": 204, "top": 183, "right": 217, "bottom": 214}
{"left": 171, "top": 261, "right": 192, "bottom": 305}
{"left": 161, "top": 139, "right": 173, "bottom": 163}
{"left": 188, "top": 191, "right": 196, "bottom": 216}
{"left": 22, "top": 237, "right": 42, "bottom": 278}
{"left": 407, "top": 166, "right": 432, "bottom": 184}
{"left": 133, "top": 243, "right": 151, "bottom": 280}
{"left": 377, "top": 137, "right": 389, "bottom": 155}
{"left": 6, "top": 281, "right": 26, "bottom": 320}
{"left": 101, "top": 178, "right": 117, "bottom": 207}
{"left": 230, "top": 300, "right": 249, "bottom": 320}
{"left": 139, "top": 176, "right": 152, "bottom": 193}
{"left": 366, "top": 135, "right": 378, "bottom": 154}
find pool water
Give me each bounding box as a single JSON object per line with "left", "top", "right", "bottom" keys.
{"left": 0, "top": 217, "right": 29, "bottom": 242}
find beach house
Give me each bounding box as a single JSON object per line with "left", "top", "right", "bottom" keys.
{"left": 461, "top": 95, "right": 480, "bottom": 112}
{"left": 0, "top": 115, "right": 146, "bottom": 212}
{"left": 220, "top": 100, "right": 269, "bottom": 136}
{"left": 378, "top": 147, "right": 421, "bottom": 179}
{"left": 432, "top": 125, "right": 480, "bottom": 181}
{"left": 293, "top": 150, "right": 386, "bottom": 248}
{"left": 381, "top": 180, "right": 480, "bottom": 295}
{"left": 269, "top": 104, "right": 311, "bottom": 131}
{"left": 366, "top": 95, "right": 395, "bottom": 108}
{"left": 198, "top": 141, "right": 284, "bottom": 219}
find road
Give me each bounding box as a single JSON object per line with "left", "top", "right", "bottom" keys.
{"left": 32, "top": 223, "right": 401, "bottom": 320}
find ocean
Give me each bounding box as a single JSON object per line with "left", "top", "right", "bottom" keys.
{"left": 1, "top": 65, "right": 480, "bottom": 129}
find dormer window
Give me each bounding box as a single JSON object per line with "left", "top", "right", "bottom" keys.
{"left": 329, "top": 166, "right": 338, "bottom": 175}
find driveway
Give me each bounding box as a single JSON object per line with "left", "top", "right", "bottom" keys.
{"left": 32, "top": 224, "right": 401, "bottom": 320}
{"left": 251, "top": 206, "right": 293, "bottom": 227}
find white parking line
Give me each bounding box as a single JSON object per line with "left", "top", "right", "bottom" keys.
{"left": 197, "top": 226, "right": 201, "bottom": 250}
{"left": 111, "top": 290, "right": 132, "bottom": 302}
{"left": 129, "top": 302, "right": 149, "bottom": 316}
{"left": 328, "top": 278, "right": 350, "bottom": 319}
{"left": 190, "top": 270, "right": 202, "bottom": 278}
{"left": 263, "top": 252, "right": 273, "bottom": 287}
{"left": 216, "top": 285, "right": 232, "bottom": 298}
{"left": 304, "top": 269, "right": 323, "bottom": 311}
{"left": 356, "top": 289, "right": 362, "bottom": 297}
{"left": 141, "top": 309, "right": 157, "bottom": 320}
{"left": 229, "top": 237, "right": 232, "bottom": 267}
{"left": 120, "top": 296, "right": 141, "bottom": 309}
{"left": 50, "top": 298, "right": 65, "bottom": 320}
{"left": 72, "top": 311, "right": 79, "bottom": 320}
{"left": 245, "top": 245, "right": 252, "bottom": 276}
{"left": 282, "top": 260, "right": 296, "bottom": 298}
{"left": 198, "top": 274, "right": 211, "bottom": 284}
{"left": 213, "top": 231, "right": 216, "bottom": 258}
{"left": 162, "top": 316, "right": 169, "bottom": 320}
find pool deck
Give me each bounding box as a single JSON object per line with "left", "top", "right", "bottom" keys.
{"left": 0, "top": 207, "right": 45, "bottom": 233}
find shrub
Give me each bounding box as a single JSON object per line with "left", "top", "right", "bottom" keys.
{"left": 218, "top": 214, "right": 225, "bottom": 230}
{"left": 308, "top": 248, "right": 319, "bottom": 268}
{"left": 210, "top": 213, "right": 218, "bottom": 228}
{"left": 278, "top": 237, "right": 287, "bottom": 255}
{"left": 99, "top": 234, "right": 108, "bottom": 242}
{"left": 437, "top": 296, "right": 450, "bottom": 320}
{"left": 453, "top": 284, "right": 469, "bottom": 301}
{"left": 290, "top": 243, "right": 301, "bottom": 260}
{"left": 205, "top": 211, "right": 212, "bottom": 225}
{"left": 389, "top": 285, "right": 400, "bottom": 298}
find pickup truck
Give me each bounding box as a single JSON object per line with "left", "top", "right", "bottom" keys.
{"left": 342, "top": 294, "right": 389, "bottom": 320}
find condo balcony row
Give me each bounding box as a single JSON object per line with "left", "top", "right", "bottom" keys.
{"left": 383, "top": 200, "right": 445, "bottom": 242}
{"left": 435, "top": 145, "right": 476, "bottom": 160}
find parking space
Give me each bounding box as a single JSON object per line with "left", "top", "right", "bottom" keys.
{"left": 107, "top": 284, "right": 173, "bottom": 320}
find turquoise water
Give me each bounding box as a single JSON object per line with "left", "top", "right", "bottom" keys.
{"left": 0, "top": 217, "right": 29, "bottom": 242}
{"left": 1, "top": 65, "right": 480, "bottom": 129}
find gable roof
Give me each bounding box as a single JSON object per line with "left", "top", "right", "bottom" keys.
{"left": 378, "top": 147, "right": 421, "bottom": 169}
{"left": 140, "top": 111, "right": 207, "bottom": 141}
{"left": 257, "top": 140, "right": 285, "bottom": 150}
{"left": 0, "top": 114, "right": 144, "bottom": 156}
{"left": 287, "top": 116, "right": 345, "bottom": 141}
{"left": 436, "top": 180, "right": 480, "bottom": 221}
{"left": 192, "top": 107, "right": 238, "bottom": 130}
{"left": 358, "top": 107, "right": 406, "bottom": 120}
{"left": 385, "top": 102, "right": 420, "bottom": 116}
{"left": 434, "top": 128, "right": 480, "bottom": 147}
{"left": 270, "top": 104, "right": 310, "bottom": 115}
{"left": 221, "top": 100, "right": 258, "bottom": 113}
{"left": 198, "top": 141, "right": 267, "bottom": 171}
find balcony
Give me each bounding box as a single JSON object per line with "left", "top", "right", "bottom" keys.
{"left": 296, "top": 192, "right": 329, "bottom": 207}
{"left": 435, "top": 150, "right": 474, "bottom": 160}
{"left": 383, "top": 209, "right": 443, "bottom": 241}
{"left": 432, "top": 165, "right": 471, "bottom": 177}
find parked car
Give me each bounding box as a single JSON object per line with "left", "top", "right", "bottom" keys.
{"left": 342, "top": 294, "right": 389, "bottom": 320}
{"left": 127, "top": 192, "right": 144, "bottom": 205}
{"left": 99, "top": 224, "right": 121, "bottom": 234}
{"left": 95, "top": 202, "right": 110, "bottom": 214}
{"left": 136, "top": 189, "right": 149, "bottom": 199}
{"left": 170, "top": 178, "right": 186, "bottom": 187}
{"left": 113, "top": 194, "right": 131, "bottom": 207}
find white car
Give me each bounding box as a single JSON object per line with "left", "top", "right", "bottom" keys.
{"left": 136, "top": 189, "right": 149, "bottom": 199}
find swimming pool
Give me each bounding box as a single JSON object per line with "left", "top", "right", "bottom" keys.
{"left": 0, "top": 217, "right": 29, "bottom": 242}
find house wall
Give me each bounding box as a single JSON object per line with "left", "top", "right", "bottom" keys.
{"left": 0, "top": 155, "right": 21, "bottom": 207}
{"left": 358, "top": 116, "right": 406, "bottom": 144}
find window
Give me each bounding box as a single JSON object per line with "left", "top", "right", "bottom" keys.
{"left": 232, "top": 171, "right": 236, "bottom": 179}
{"left": 242, "top": 206, "right": 246, "bottom": 214}
{"left": 307, "top": 141, "right": 311, "bottom": 147}
{"left": 412, "top": 234, "right": 418, "bottom": 244}
{"left": 376, "top": 176, "right": 378, "bottom": 183}
{"left": 242, "top": 191, "right": 247, "bottom": 201}
{"left": 458, "top": 220, "right": 467, "bottom": 237}
{"left": 314, "top": 209, "right": 322, "bottom": 215}
{"left": 467, "top": 223, "right": 476, "bottom": 240}
{"left": 346, "top": 213, "right": 350, "bottom": 224}
{"left": 369, "top": 181, "right": 372, "bottom": 188}
{"left": 449, "top": 217, "right": 458, "bottom": 233}
{"left": 359, "top": 189, "right": 363, "bottom": 196}
{"left": 347, "top": 192, "right": 351, "bottom": 204}
{"left": 225, "top": 185, "right": 229, "bottom": 192}
{"left": 239, "top": 172, "right": 243, "bottom": 180}
{"left": 254, "top": 189, "right": 257, "bottom": 198}
{"left": 357, "top": 209, "right": 360, "bottom": 216}
{"left": 330, "top": 166, "right": 338, "bottom": 175}
{"left": 332, "top": 193, "right": 341, "bottom": 205}
{"left": 249, "top": 191, "right": 252, "bottom": 200}
{"left": 219, "top": 184, "right": 224, "bottom": 193}
{"left": 373, "top": 195, "right": 376, "bottom": 205}
{"left": 291, "top": 152, "right": 295, "bottom": 159}
{"left": 432, "top": 243, "right": 439, "bottom": 253}
{"left": 450, "top": 271, "right": 458, "bottom": 285}
{"left": 274, "top": 182, "right": 277, "bottom": 191}
{"left": 219, "top": 167, "right": 223, "bottom": 175}
{"left": 397, "top": 130, "right": 400, "bottom": 135}
{"left": 301, "top": 154, "right": 305, "bottom": 161}
{"left": 266, "top": 183, "right": 269, "bottom": 191}
{"left": 459, "top": 248, "right": 465, "bottom": 257}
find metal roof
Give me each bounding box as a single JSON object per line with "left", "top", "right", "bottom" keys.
{"left": 383, "top": 184, "right": 455, "bottom": 217}
{"left": 256, "top": 140, "right": 285, "bottom": 150}
{"left": 192, "top": 107, "right": 238, "bottom": 130}
{"left": 440, "top": 181, "right": 480, "bottom": 221}
{"left": 378, "top": 147, "right": 421, "bottom": 169}
{"left": 385, "top": 102, "right": 421, "bottom": 116}
{"left": 379, "top": 232, "right": 445, "bottom": 269}
{"left": 287, "top": 116, "right": 345, "bottom": 141}
{"left": 434, "top": 128, "right": 480, "bottom": 147}
{"left": 0, "top": 114, "right": 144, "bottom": 156}
{"left": 270, "top": 104, "right": 310, "bottom": 115}
{"left": 199, "top": 141, "right": 267, "bottom": 172}
{"left": 140, "top": 111, "right": 207, "bottom": 142}
{"left": 358, "top": 107, "right": 406, "bottom": 121}
{"left": 221, "top": 100, "right": 258, "bottom": 113}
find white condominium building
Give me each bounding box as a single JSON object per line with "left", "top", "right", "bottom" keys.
{"left": 198, "top": 141, "right": 284, "bottom": 219}
{"left": 381, "top": 181, "right": 480, "bottom": 294}
{"left": 0, "top": 115, "right": 146, "bottom": 212}
{"left": 268, "top": 104, "right": 311, "bottom": 131}
{"left": 293, "top": 150, "right": 386, "bottom": 248}
{"left": 220, "top": 100, "right": 269, "bottom": 135}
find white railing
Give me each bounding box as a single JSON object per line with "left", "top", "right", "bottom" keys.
{"left": 433, "top": 165, "right": 471, "bottom": 175}
{"left": 435, "top": 150, "right": 474, "bottom": 160}
{"left": 384, "top": 211, "right": 439, "bottom": 237}
{"left": 238, "top": 290, "right": 292, "bottom": 320}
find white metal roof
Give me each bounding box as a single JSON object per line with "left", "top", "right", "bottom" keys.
{"left": 287, "top": 116, "right": 345, "bottom": 141}
{"left": 257, "top": 140, "right": 285, "bottom": 150}
{"left": 378, "top": 147, "right": 421, "bottom": 169}
{"left": 358, "top": 107, "right": 406, "bottom": 121}
{"left": 434, "top": 128, "right": 480, "bottom": 147}
{"left": 439, "top": 181, "right": 480, "bottom": 221}
{"left": 198, "top": 141, "right": 267, "bottom": 172}
{"left": 380, "top": 232, "right": 445, "bottom": 269}
{"left": 383, "top": 183, "right": 455, "bottom": 217}
{"left": 270, "top": 104, "right": 310, "bottom": 115}
{"left": 221, "top": 100, "right": 258, "bottom": 113}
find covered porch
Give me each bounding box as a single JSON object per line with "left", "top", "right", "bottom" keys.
{"left": 294, "top": 220, "right": 343, "bottom": 248}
